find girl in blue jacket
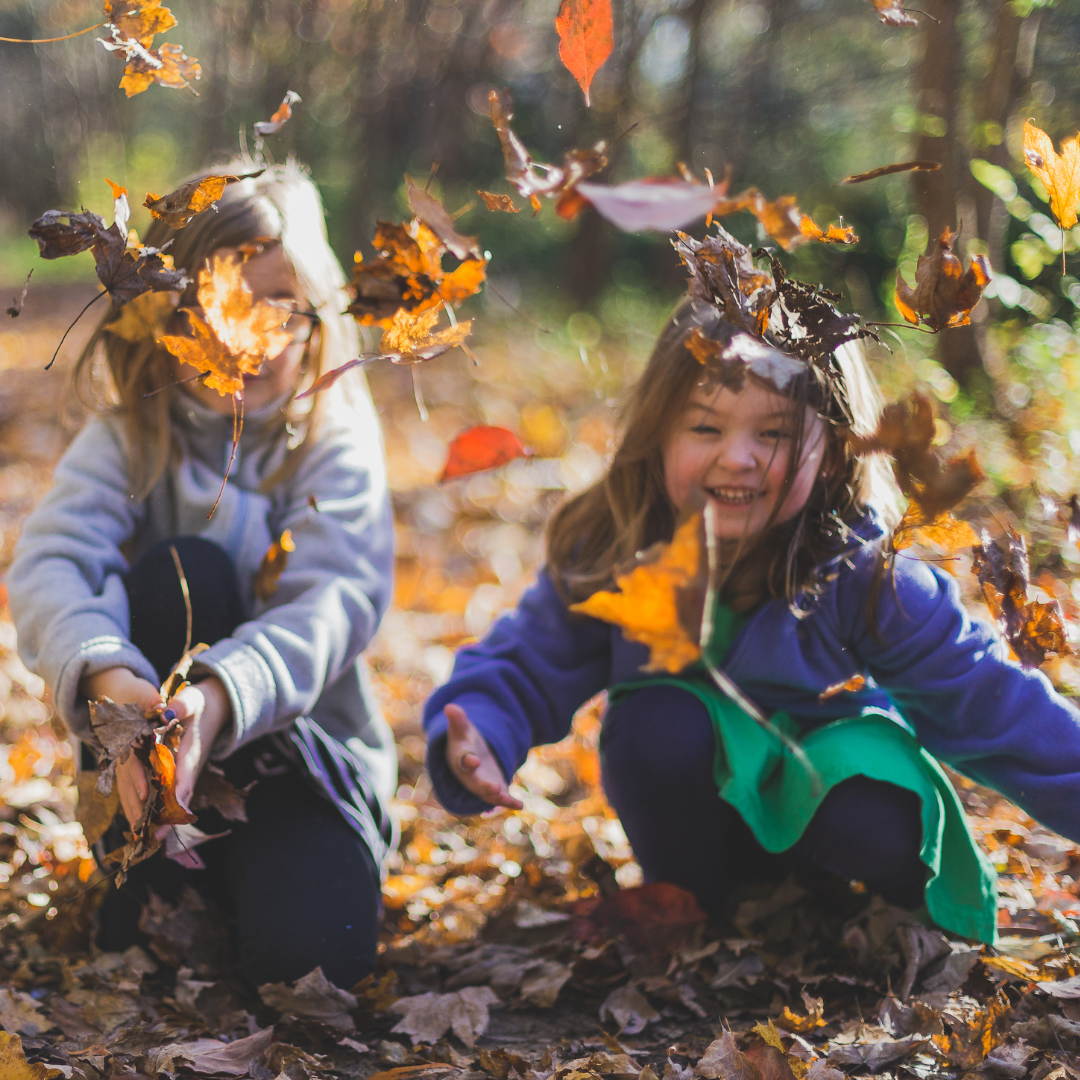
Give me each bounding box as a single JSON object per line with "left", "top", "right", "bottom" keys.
{"left": 423, "top": 229, "right": 1080, "bottom": 943}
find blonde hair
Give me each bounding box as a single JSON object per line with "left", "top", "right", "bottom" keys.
{"left": 546, "top": 299, "right": 902, "bottom": 606}
{"left": 73, "top": 159, "right": 359, "bottom": 498}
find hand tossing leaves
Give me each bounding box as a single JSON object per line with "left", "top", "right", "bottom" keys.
{"left": 895, "top": 227, "right": 991, "bottom": 331}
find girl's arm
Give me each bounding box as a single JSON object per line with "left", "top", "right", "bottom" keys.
{"left": 423, "top": 569, "right": 612, "bottom": 815}
{"left": 193, "top": 409, "right": 394, "bottom": 758}
{"left": 842, "top": 553, "right": 1080, "bottom": 842}
{"left": 8, "top": 420, "right": 155, "bottom": 741}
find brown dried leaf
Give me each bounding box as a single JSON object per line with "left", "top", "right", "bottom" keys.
{"left": 931, "top": 994, "right": 1011, "bottom": 1069}
{"left": 477, "top": 191, "right": 519, "bottom": 213}
{"left": 76, "top": 771, "right": 119, "bottom": 846}
{"left": 89, "top": 697, "right": 157, "bottom": 795}
{"left": 895, "top": 227, "right": 991, "bottom": 331}
{"left": 842, "top": 160, "right": 941, "bottom": 184}
{"left": 191, "top": 763, "right": 251, "bottom": 822}
{"left": 406, "top": 180, "right": 481, "bottom": 261}
{"left": 143, "top": 175, "right": 238, "bottom": 229}
{"left": 818, "top": 674, "right": 867, "bottom": 702}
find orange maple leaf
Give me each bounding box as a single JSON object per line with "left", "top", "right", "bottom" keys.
{"left": 555, "top": 0, "right": 613, "bottom": 107}
{"left": 570, "top": 513, "right": 703, "bottom": 673}
{"left": 103, "top": 0, "right": 177, "bottom": 46}
{"left": 1023, "top": 119, "right": 1080, "bottom": 231}
{"left": 158, "top": 253, "right": 293, "bottom": 396}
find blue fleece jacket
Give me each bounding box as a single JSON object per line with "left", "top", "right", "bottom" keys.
{"left": 423, "top": 516, "right": 1080, "bottom": 841}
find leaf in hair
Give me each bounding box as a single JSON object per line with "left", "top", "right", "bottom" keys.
{"left": 570, "top": 512, "right": 705, "bottom": 674}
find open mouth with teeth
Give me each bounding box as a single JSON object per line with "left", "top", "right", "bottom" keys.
{"left": 706, "top": 486, "right": 761, "bottom": 506}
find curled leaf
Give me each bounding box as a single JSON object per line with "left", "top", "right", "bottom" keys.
{"left": 842, "top": 160, "right": 941, "bottom": 184}
{"left": 478, "top": 191, "right": 519, "bottom": 213}
{"left": 6, "top": 271, "right": 31, "bottom": 318}
{"left": 895, "top": 227, "right": 991, "bottom": 331}
{"left": 254, "top": 90, "right": 301, "bottom": 136}
{"left": 143, "top": 175, "right": 238, "bottom": 229}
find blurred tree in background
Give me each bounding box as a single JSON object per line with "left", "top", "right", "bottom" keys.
{"left": 1, "top": 0, "right": 1080, "bottom": 409}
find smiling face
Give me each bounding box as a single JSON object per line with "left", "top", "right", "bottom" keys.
{"left": 173, "top": 243, "right": 316, "bottom": 415}
{"left": 663, "top": 378, "right": 829, "bottom": 541}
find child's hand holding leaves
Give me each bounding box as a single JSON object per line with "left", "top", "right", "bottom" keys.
{"left": 444, "top": 704, "right": 523, "bottom": 811}
{"left": 163, "top": 675, "right": 232, "bottom": 814}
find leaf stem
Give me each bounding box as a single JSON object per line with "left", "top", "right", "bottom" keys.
{"left": 0, "top": 21, "right": 105, "bottom": 42}
{"left": 865, "top": 320, "right": 938, "bottom": 334}
{"left": 700, "top": 501, "right": 822, "bottom": 797}
{"left": 207, "top": 395, "right": 244, "bottom": 520}
{"left": 44, "top": 290, "right": 108, "bottom": 370}
{"left": 168, "top": 544, "right": 194, "bottom": 658}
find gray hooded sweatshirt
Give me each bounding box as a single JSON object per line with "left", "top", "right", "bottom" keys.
{"left": 7, "top": 381, "right": 396, "bottom": 845}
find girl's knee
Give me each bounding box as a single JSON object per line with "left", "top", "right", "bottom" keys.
{"left": 602, "top": 685, "right": 714, "bottom": 781}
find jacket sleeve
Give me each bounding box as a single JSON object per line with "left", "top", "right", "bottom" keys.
{"left": 423, "top": 569, "right": 612, "bottom": 814}
{"left": 7, "top": 420, "right": 154, "bottom": 741}
{"left": 841, "top": 552, "right": 1080, "bottom": 842}
{"left": 197, "top": 404, "right": 395, "bottom": 757}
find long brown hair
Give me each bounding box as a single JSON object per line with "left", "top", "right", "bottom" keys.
{"left": 546, "top": 298, "right": 899, "bottom": 609}
{"left": 72, "top": 159, "right": 359, "bottom": 498}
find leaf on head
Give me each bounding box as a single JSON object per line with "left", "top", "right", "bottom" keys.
{"left": 158, "top": 253, "right": 293, "bottom": 397}
{"left": 571, "top": 512, "right": 705, "bottom": 673}
{"left": 440, "top": 426, "right": 529, "bottom": 483}
{"left": 973, "top": 530, "right": 1071, "bottom": 669}
{"left": 895, "top": 227, "right": 991, "bottom": 331}
{"left": 144, "top": 175, "right": 238, "bottom": 229}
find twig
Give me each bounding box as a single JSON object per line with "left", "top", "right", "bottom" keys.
{"left": 168, "top": 544, "right": 193, "bottom": 657}
{"left": 0, "top": 21, "right": 105, "bottom": 42}
{"left": 865, "top": 320, "right": 938, "bottom": 334}
{"left": 143, "top": 371, "right": 207, "bottom": 398}
{"left": 208, "top": 394, "right": 244, "bottom": 519}
{"left": 700, "top": 501, "right": 822, "bottom": 796}
{"left": 411, "top": 366, "right": 429, "bottom": 421}
{"left": 44, "top": 291, "right": 108, "bottom": 369}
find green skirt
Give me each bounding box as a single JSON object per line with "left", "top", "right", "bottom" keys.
{"left": 608, "top": 606, "right": 998, "bottom": 943}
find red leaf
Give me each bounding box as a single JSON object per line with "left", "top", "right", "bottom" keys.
{"left": 439, "top": 426, "right": 528, "bottom": 483}
{"left": 569, "top": 883, "right": 705, "bottom": 954}
{"left": 555, "top": 0, "right": 613, "bottom": 107}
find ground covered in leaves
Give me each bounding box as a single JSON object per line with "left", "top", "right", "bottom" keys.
{"left": 5, "top": 288, "right": 1080, "bottom": 1080}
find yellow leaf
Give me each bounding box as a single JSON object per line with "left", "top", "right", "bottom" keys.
{"left": 1024, "top": 119, "right": 1080, "bottom": 230}
{"left": 570, "top": 514, "right": 702, "bottom": 674}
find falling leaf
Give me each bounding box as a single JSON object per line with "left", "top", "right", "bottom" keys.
{"left": 892, "top": 505, "right": 980, "bottom": 553}
{"left": 254, "top": 90, "right": 301, "bottom": 136}
{"left": 598, "top": 985, "right": 659, "bottom": 1035}
{"left": 29, "top": 183, "right": 189, "bottom": 310}
{"left": 818, "top": 674, "right": 868, "bottom": 702}
{"left": 6, "top": 271, "right": 31, "bottom": 318}
{"left": 571, "top": 512, "right": 704, "bottom": 673}
{"left": 406, "top": 180, "right": 481, "bottom": 261}
{"left": 576, "top": 178, "right": 732, "bottom": 233}
{"left": 555, "top": 0, "right": 613, "bottom": 106}
{"left": 842, "top": 160, "right": 941, "bottom": 184}
{"left": 143, "top": 175, "right": 238, "bottom": 229}
{"left": 489, "top": 90, "right": 608, "bottom": 213}
{"left": 0, "top": 1033, "right": 64, "bottom": 1080}
{"left": 867, "top": 0, "right": 918, "bottom": 25}
{"left": 76, "top": 771, "right": 119, "bottom": 846}
{"left": 973, "top": 529, "right": 1071, "bottom": 669}
{"left": 848, "top": 392, "right": 984, "bottom": 521}
{"left": 440, "top": 426, "right": 529, "bottom": 483}
{"left": 798, "top": 215, "right": 857, "bottom": 244}
{"left": 389, "top": 987, "right": 500, "bottom": 1047}
{"left": 158, "top": 253, "right": 293, "bottom": 396}
{"left": 1023, "top": 120, "right": 1080, "bottom": 231}
{"left": 254, "top": 528, "right": 296, "bottom": 601}
{"left": 478, "top": 191, "right": 519, "bottom": 213}
{"left": 895, "top": 227, "right": 991, "bottom": 331}
{"left": 103, "top": 0, "right": 176, "bottom": 46}
{"left": 99, "top": 29, "right": 201, "bottom": 97}
{"left": 260, "top": 967, "right": 358, "bottom": 1032}
{"left": 348, "top": 219, "right": 487, "bottom": 326}
{"left": 301, "top": 306, "right": 472, "bottom": 398}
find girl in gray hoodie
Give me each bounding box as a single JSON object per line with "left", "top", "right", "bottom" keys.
{"left": 8, "top": 162, "right": 395, "bottom": 987}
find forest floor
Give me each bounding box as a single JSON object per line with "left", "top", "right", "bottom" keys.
{"left": 2, "top": 286, "right": 1080, "bottom": 1080}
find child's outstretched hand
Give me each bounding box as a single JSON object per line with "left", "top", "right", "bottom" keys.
{"left": 444, "top": 704, "right": 523, "bottom": 811}
{"left": 80, "top": 667, "right": 160, "bottom": 828}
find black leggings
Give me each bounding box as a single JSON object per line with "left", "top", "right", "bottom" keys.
{"left": 95, "top": 536, "right": 382, "bottom": 988}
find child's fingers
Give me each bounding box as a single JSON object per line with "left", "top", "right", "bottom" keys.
{"left": 445, "top": 703, "right": 472, "bottom": 743}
